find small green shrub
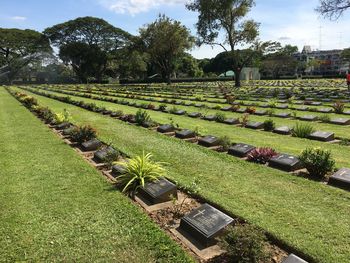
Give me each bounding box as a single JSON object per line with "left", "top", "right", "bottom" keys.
{"left": 299, "top": 148, "right": 335, "bottom": 179}
{"left": 263, "top": 119, "right": 275, "bottom": 131}
{"left": 215, "top": 112, "right": 226, "bottom": 123}
{"left": 194, "top": 125, "right": 207, "bottom": 136}
{"left": 332, "top": 101, "right": 345, "bottom": 114}
{"left": 240, "top": 113, "right": 250, "bottom": 127}
{"left": 218, "top": 136, "right": 231, "bottom": 151}
{"left": 135, "top": 109, "right": 151, "bottom": 125}
{"left": 319, "top": 115, "right": 331, "bottom": 123}
{"left": 115, "top": 153, "right": 166, "bottom": 198}
{"left": 113, "top": 110, "right": 124, "bottom": 117}
{"left": 268, "top": 101, "right": 277, "bottom": 108}
{"left": 214, "top": 104, "right": 222, "bottom": 110}
{"left": 292, "top": 122, "right": 314, "bottom": 138}
{"left": 159, "top": 104, "right": 167, "bottom": 111}
{"left": 54, "top": 109, "right": 71, "bottom": 124}
{"left": 19, "top": 95, "right": 38, "bottom": 108}
{"left": 266, "top": 109, "right": 275, "bottom": 116}
{"left": 169, "top": 106, "right": 179, "bottom": 114}
{"left": 339, "top": 138, "right": 350, "bottom": 146}
{"left": 222, "top": 224, "right": 269, "bottom": 263}
{"left": 71, "top": 125, "right": 97, "bottom": 144}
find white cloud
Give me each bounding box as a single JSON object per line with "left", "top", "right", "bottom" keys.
{"left": 10, "top": 16, "right": 27, "bottom": 21}
{"left": 100, "top": 0, "right": 186, "bottom": 15}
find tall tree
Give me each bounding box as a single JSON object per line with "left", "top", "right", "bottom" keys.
{"left": 177, "top": 53, "right": 203, "bottom": 77}
{"left": 44, "top": 16, "right": 130, "bottom": 83}
{"left": 139, "top": 15, "right": 195, "bottom": 84}
{"left": 187, "top": 0, "right": 272, "bottom": 87}
{"left": 0, "top": 28, "right": 51, "bottom": 84}
{"left": 317, "top": 0, "right": 350, "bottom": 19}
{"left": 260, "top": 44, "right": 299, "bottom": 78}
{"left": 59, "top": 42, "right": 107, "bottom": 83}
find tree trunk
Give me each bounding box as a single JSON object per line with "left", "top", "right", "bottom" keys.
{"left": 166, "top": 73, "right": 171, "bottom": 85}
{"left": 234, "top": 69, "right": 241, "bottom": 88}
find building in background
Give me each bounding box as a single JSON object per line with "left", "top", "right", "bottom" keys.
{"left": 294, "top": 46, "right": 349, "bottom": 76}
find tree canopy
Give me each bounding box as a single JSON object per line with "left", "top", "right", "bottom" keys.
{"left": 139, "top": 15, "right": 195, "bottom": 84}
{"left": 0, "top": 28, "right": 52, "bottom": 83}
{"left": 317, "top": 0, "right": 350, "bottom": 19}
{"left": 44, "top": 17, "right": 130, "bottom": 83}
{"left": 187, "top": 0, "right": 270, "bottom": 87}
{"left": 260, "top": 44, "right": 299, "bottom": 78}
{"left": 43, "top": 16, "right": 130, "bottom": 51}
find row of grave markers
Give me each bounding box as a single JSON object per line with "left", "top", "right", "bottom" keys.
{"left": 58, "top": 125, "right": 309, "bottom": 263}
{"left": 20, "top": 86, "right": 350, "bottom": 192}
{"left": 43, "top": 85, "right": 350, "bottom": 119}
{"left": 27, "top": 86, "right": 350, "bottom": 145}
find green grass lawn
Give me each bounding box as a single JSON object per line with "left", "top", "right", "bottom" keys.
{"left": 14, "top": 86, "right": 350, "bottom": 263}
{"left": 34, "top": 85, "right": 350, "bottom": 139}
{"left": 0, "top": 88, "right": 193, "bottom": 262}
{"left": 21, "top": 86, "right": 350, "bottom": 169}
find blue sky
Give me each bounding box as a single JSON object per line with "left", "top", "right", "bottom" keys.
{"left": 1, "top": 0, "right": 350, "bottom": 59}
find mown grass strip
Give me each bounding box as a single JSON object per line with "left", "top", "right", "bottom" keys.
{"left": 16, "top": 86, "right": 350, "bottom": 263}
{"left": 23, "top": 86, "right": 350, "bottom": 168}
{"left": 0, "top": 88, "right": 193, "bottom": 263}
{"left": 34, "top": 85, "right": 350, "bottom": 138}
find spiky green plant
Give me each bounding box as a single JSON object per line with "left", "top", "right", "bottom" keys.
{"left": 292, "top": 122, "right": 314, "bottom": 138}
{"left": 135, "top": 109, "right": 151, "bottom": 125}
{"left": 115, "top": 153, "right": 166, "bottom": 198}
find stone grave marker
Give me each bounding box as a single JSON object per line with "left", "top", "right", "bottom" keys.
{"left": 328, "top": 168, "right": 350, "bottom": 190}
{"left": 94, "top": 146, "right": 117, "bottom": 163}
{"left": 254, "top": 110, "right": 267, "bottom": 116}
{"left": 228, "top": 143, "right": 255, "bottom": 157}
{"left": 102, "top": 110, "right": 112, "bottom": 115}
{"left": 198, "top": 136, "right": 219, "bottom": 147}
{"left": 139, "top": 178, "right": 177, "bottom": 204}
{"left": 245, "top": 121, "right": 264, "bottom": 129}
{"left": 274, "top": 112, "right": 291, "bottom": 118}
{"left": 236, "top": 108, "right": 246, "bottom": 113}
{"left": 276, "top": 104, "right": 288, "bottom": 109}
{"left": 295, "top": 106, "right": 309, "bottom": 111}
{"left": 180, "top": 203, "right": 234, "bottom": 247}
{"left": 330, "top": 118, "right": 350, "bottom": 125}
{"left": 268, "top": 154, "right": 302, "bottom": 172}
{"left": 81, "top": 138, "right": 102, "bottom": 151}
{"left": 157, "top": 124, "right": 175, "bottom": 133}
{"left": 223, "top": 118, "right": 240, "bottom": 125}
{"left": 175, "top": 129, "right": 196, "bottom": 139}
{"left": 111, "top": 164, "right": 126, "bottom": 177}
{"left": 221, "top": 106, "right": 232, "bottom": 111}
{"left": 62, "top": 126, "right": 75, "bottom": 136}
{"left": 188, "top": 112, "right": 202, "bottom": 118}
{"left": 174, "top": 110, "right": 186, "bottom": 115}
{"left": 299, "top": 115, "right": 317, "bottom": 121}
{"left": 203, "top": 115, "right": 216, "bottom": 121}
{"left": 56, "top": 122, "right": 71, "bottom": 130}
{"left": 317, "top": 108, "right": 332, "bottom": 113}
{"left": 310, "top": 102, "right": 322, "bottom": 106}
{"left": 273, "top": 126, "right": 292, "bottom": 135}
{"left": 309, "top": 131, "right": 335, "bottom": 142}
